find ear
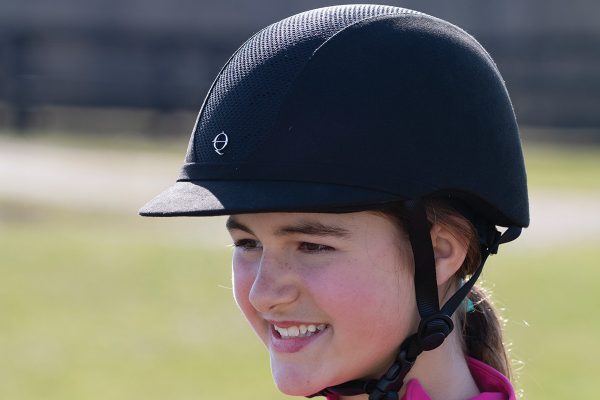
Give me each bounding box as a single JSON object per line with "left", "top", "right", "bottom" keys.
{"left": 430, "top": 224, "right": 468, "bottom": 287}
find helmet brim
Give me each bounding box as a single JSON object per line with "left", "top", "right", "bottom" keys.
{"left": 139, "top": 180, "right": 406, "bottom": 217}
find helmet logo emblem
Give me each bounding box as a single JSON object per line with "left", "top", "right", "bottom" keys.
{"left": 212, "top": 132, "right": 229, "bottom": 155}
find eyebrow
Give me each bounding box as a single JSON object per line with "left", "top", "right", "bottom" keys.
{"left": 226, "top": 217, "right": 255, "bottom": 235}
{"left": 225, "top": 216, "right": 351, "bottom": 238}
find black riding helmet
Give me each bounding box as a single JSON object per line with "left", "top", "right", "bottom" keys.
{"left": 140, "top": 4, "right": 529, "bottom": 399}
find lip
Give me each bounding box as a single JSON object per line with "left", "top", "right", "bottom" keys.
{"left": 268, "top": 321, "right": 329, "bottom": 354}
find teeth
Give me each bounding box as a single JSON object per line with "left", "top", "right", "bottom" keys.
{"left": 288, "top": 326, "right": 300, "bottom": 336}
{"left": 274, "top": 323, "right": 327, "bottom": 338}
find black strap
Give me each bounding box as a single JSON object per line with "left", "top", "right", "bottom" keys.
{"left": 404, "top": 200, "right": 440, "bottom": 320}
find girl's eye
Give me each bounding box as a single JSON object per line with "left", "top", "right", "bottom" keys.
{"left": 299, "top": 242, "right": 334, "bottom": 253}
{"left": 232, "top": 239, "right": 262, "bottom": 251}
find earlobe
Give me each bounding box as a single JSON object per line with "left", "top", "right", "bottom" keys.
{"left": 430, "top": 224, "right": 468, "bottom": 287}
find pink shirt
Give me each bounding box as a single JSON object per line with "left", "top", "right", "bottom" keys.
{"left": 326, "top": 357, "right": 515, "bottom": 400}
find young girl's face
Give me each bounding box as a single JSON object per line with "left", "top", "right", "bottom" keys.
{"left": 227, "top": 211, "right": 419, "bottom": 396}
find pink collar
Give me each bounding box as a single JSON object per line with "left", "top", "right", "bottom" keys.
{"left": 401, "top": 357, "right": 515, "bottom": 400}
{"left": 326, "top": 357, "right": 515, "bottom": 400}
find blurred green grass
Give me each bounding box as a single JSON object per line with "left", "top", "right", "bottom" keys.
{"left": 0, "top": 208, "right": 282, "bottom": 399}
{"left": 1, "top": 136, "right": 599, "bottom": 399}
{"left": 486, "top": 245, "right": 600, "bottom": 399}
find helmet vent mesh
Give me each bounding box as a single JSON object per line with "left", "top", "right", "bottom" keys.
{"left": 192, "top": 4, "right": 420, "bottom": 162}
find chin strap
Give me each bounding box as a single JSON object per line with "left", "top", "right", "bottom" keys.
{"left": 307, "top": 199, "right": 521, "bottom": 399}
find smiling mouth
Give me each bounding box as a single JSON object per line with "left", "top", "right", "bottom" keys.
{"left": 273, "top": 323, "right": 328, "bottom": 339}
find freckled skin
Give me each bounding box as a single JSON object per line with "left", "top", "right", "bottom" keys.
{"left": 229, "top": 212, "right": 420, "bottom": 396}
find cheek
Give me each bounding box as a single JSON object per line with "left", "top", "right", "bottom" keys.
{"left": 309, "top": 254, "right": 417, "bottom": 372}
{"left": 317, "top": 251, "right": 412, "bottom": 314}
{"left": 326, "top": 270, "right": 412, "bottom": 331}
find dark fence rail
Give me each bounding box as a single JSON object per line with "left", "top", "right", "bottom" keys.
{"left": 0, "top": 26, "right": 245, "bottom": 130}
{"left": 482, "top": 33, "right": 600, "bottom": 129}
{"left": 1, "top": 25, "right": 600, "bottom": 132}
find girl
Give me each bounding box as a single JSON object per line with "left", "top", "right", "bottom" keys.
{"left": 140, "top": 5, "right": 528, "bottom": 400}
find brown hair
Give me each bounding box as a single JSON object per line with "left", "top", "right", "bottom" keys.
{"left": 379, "top": 199, "right": 511, "bottom": 378}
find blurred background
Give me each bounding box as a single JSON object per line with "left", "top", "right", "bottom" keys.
{"left": 1, "top": 0, "right": 599, "bottom": 399}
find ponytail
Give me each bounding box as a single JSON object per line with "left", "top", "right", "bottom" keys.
{"left": 461, "top": 285, "right": 510, "bottom": 378}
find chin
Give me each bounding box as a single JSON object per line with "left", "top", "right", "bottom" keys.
{"left": 271, "top": 362, "right": 326, "bottom": 397}
{"left": 274, "top": 379, "right": 324, "bottom": 397}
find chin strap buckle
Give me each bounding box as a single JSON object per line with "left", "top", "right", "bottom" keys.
{"left": 417, "top": 314, "right": 454, "bottom": 351}
{"left": 366, "top": 345, "right": 415, "bottom": 400}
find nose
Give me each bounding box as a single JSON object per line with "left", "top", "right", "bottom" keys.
{"left": 248, "top": 251, "right": 300, "bottom": 313}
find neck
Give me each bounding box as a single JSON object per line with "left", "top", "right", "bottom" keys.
{"left": 339, "top": 324, "right": 479, "bottom": 400}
